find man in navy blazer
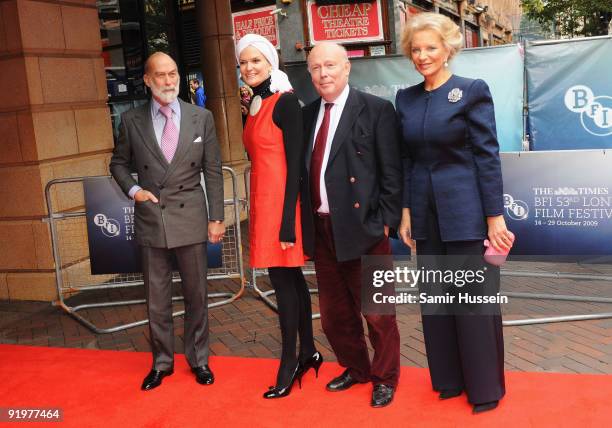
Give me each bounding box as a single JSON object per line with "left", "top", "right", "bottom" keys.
{"left": 300, "top": 42, "right": 403, "bottom": 408}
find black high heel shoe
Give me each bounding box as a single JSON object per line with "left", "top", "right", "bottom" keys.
{"left": 263, "top": 362, "right": 302, "bottom": 399}
{"left": 299, "top": 351, "right": 323, "bottom": 378}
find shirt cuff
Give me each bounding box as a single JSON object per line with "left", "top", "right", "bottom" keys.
{"left": 128, "top": 185, "right": 142, "bottom": 199}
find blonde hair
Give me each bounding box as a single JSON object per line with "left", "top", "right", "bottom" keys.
{"left": 401, "top": 13, "right": 463, "bottom": 62}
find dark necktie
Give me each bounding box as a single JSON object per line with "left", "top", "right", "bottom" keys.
{"left": 310, "top": 103, "right": 333, "bottom": 212}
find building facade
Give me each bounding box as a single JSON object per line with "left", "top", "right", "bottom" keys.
{"left": 0, "top": 0, "right": 522, "bottom": 301}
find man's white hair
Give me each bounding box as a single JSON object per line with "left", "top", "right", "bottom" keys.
{"left": 308, "top": 42, "right": 350, "bottom": 65}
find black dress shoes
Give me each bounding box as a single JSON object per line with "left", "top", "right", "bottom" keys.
{"left": 473, "top": 400, "right": 499, "bottom": 414}
{"left": 326, "top": 369, "right": 363, "bottom": 392}
{"left": 141, "top": 368, "right": 173, "bottom": 391}
{"left": 371, "top": 384, "right": 395, "bottom": 408}
{"left": 192, "top": 365, "right": 215, "bottom": 385}
{"left": 439, "top": 388, "right": 463, "bottom": 400}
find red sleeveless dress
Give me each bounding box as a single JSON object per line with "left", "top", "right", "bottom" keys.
{"left": 243, "top": 92, "right": 306, "bottom": 268}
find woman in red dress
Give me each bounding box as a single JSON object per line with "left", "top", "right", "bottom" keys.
{"left": 236, "top": 34, "right": 321, "bottom": 398}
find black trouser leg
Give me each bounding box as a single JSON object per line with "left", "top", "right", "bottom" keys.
{"left": 268, "top": 267, "right": 300, "bottom": 386}
{"left": 416, "top": 185, "right": 505, "bottom": 403}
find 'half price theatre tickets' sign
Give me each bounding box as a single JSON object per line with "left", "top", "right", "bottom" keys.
{"left": 233, "top": 6, "right": 280, "bottom": 48}
{"left": 308, "top": 0, "right": 384, "bottom": 44}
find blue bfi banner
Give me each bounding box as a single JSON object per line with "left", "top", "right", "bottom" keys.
{"left": 526, "top": 37, "right": 612, "bottom": 150}
{"left": 84, "top": 177, "right": 222, "bottom": 275}
{"left": 286, "top": 44, "right": 524, "bottom": 152}
{"left": 501, "top": 150, "right": 612, "bottom": 258}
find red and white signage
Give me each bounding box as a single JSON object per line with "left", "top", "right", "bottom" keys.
{"left": 307, "top": 0, "right": 384, "bottom": 44}
{"left": 347, "top": 49, "right": 365, "bottom": 58}
{"left": 232, "top": 6, "right": 280, "bottom": 48}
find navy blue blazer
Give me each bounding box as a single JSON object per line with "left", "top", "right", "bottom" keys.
{"left": 395, "top": 75, "right": 503, "bottom": 242}
{"left": 300, "top": 88, "right": 403, "bottom": 262}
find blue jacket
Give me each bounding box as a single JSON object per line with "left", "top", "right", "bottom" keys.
{"left": 395, "top": 75, "right": 503, "bottom": 242}
{"left": 195, "top": 86, "right": 206, "bottom": 107}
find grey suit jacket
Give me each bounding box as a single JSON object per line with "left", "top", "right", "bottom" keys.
{"left": 110, "top": 99, "right": 224, "bottom": 249}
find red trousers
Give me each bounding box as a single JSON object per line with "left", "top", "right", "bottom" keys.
{"left": 314, "top": 214, "right": 400, "bottom": 387}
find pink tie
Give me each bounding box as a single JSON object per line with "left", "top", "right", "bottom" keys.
{"left": 159, "top": 105, "right": 179, "bottom": 162}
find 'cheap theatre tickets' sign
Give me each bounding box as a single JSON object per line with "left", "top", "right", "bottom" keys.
{"left": 307, "top": 0, "right": 384, "bottom": 44}
{"left": 233, "top": 5, "right": 280, "bottom": 48}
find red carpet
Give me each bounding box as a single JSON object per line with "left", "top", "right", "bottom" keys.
{"left": 0, "top": 344, "right": 610, "bottom": 427}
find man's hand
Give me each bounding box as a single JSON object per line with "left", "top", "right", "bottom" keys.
{"left": 134, "top": 189, "right": 159, "bottom": 203}
{"left": 399, "top": 208, "right": 416, "bottom": 250}
{"left": 208, "top": 221, "right": 225, "bottom": 244}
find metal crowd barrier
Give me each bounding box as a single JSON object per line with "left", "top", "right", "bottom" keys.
{"left": 244, "top": 165, "right": 612, "bottom": 326}
{"left": 243, "top": 166, "right": 321, "bottom": 319}
{"left": 396, "top": 265, "right": 612, "bottom": 326}
{"left": 44, "top": 166, "right": 246, "bottom": 334}
{"left": 498, "top": 268, "right": 612, "bottom": 326}
{"left": 244, "top": 165, "right": 612, "bottom": 327}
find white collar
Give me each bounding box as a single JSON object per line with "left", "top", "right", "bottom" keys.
{"left": 151, "top": 98, "right": 181, "bottom": 118}
{"left": 319, "top": 84, "right": 350, "bottom": 109}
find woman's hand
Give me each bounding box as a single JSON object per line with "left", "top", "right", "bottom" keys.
{"left": 280, "top": 242, "right": 295, "bottom": 250}
{"left": 399, "top": 208, "right": 416, "bottom": 250}
{"left": 486, "top": 215, "right": 513, "bottom": 252}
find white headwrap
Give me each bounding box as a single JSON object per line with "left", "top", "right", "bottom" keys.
{"left": 235, "top": 34, "right": 293, "bottom": 93}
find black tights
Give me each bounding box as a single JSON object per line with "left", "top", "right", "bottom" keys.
{"left": 268, "top": 266, "right": 316, "bottom": 386}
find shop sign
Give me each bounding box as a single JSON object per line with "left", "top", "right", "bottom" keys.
{"left": 307, "top": 0, "right": 384, "bottom": 44}
{"left": 369, "top": 45, "right": 386, "bottom": 56}
{"left": 233, "top": 5, "right": 280, "bottom": 48}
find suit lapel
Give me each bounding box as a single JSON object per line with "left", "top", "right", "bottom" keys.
{"left": 133, "top": 102, "right": 169, "bottom": 168}
{"left": 304, "top": 99, "right": 320, "bottom": 174}
{"left": 162, "top": 100, "right": 197, "bottom": 183}
{"left": 327, "top": 88, "right": 363, "bottom": 166}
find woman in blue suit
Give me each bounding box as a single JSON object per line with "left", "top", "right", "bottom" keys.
{"left": 396, "top": 13, "right": 514, "bottom": 414}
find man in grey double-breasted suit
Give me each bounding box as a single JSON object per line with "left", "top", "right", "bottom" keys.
{"left": 110, "top": 52, "right": 225, "bottom": 391}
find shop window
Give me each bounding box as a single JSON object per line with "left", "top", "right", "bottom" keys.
{"left": 465, "top": 23, "right": 479, "bottom": 47}
{"left": 99, "top": 0, "right": 146, "bottom": 100}
{"left": 411, "top": 0, "right": 433, "bottom": 11}
{"left": 145, "top": 0, "right": 171, "bottom": 54}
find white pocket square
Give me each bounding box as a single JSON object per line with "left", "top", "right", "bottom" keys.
{"left": 193, "top": 136, "right": 202, "bottom": 143}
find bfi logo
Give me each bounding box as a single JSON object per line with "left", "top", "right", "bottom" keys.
{"left": 564, "top": 85, "right": 612, "bottom": 137}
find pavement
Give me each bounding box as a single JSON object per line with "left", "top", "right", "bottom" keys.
{"left": 1, "top": 224, "right": 611, "bottom": 376}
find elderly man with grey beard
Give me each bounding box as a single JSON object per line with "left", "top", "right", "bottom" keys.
{"left": 110, "top": 52, "right": 225, "bottom": 391}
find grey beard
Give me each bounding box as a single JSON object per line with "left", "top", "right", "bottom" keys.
{"left": 150, "top": 81, "right": 180, "bottom": 104}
